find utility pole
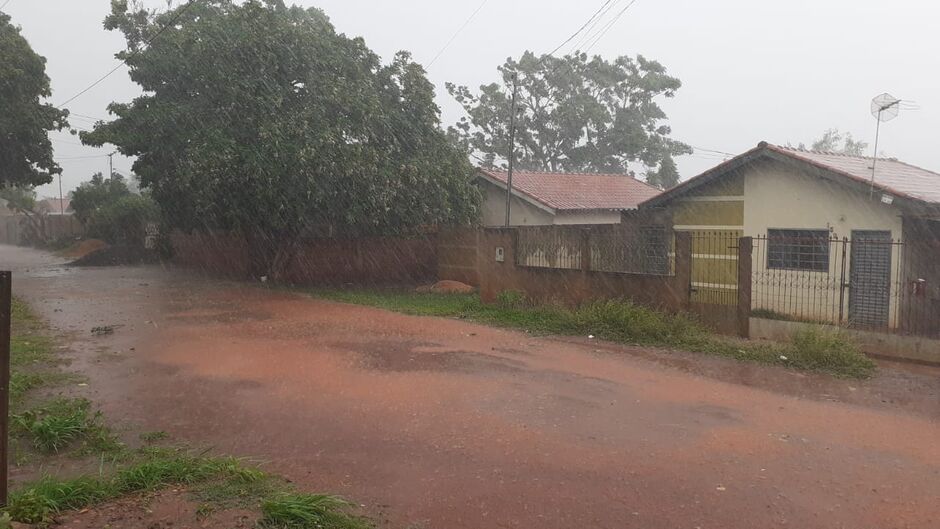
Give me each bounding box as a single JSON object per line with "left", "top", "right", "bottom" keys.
{"left": 504, "top": 73, "right": 518, "bottom": 227}
{"left": 107, "top": 151, "right": 116, "bottom": 181}
{"left": 57, "top": 173, "right": 64, "bottom": 215}
{"left": 0, "top": 271, "right": 11, "bottom": 508}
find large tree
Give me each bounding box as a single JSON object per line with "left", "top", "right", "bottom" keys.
{"left": 447, "top": 51, "right": 691, "bottom": 177}
{"left": 0, "top": 11, "right": 69, "bottom": 187}
{"left": 83, "top": 0, "right": 479, "bottom": 272}
{"left": 795, "top": 128, "right": 868, "bottom": 156}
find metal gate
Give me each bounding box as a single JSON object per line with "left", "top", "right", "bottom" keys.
{"left": 848, "top": 230, "right": 892, "bottom": 328}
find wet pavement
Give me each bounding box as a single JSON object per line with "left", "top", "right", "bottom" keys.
{"left": 3, "top": 244, "right": 940, "bottom": 529}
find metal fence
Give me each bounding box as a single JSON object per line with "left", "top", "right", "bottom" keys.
{"left": 515, "top": 226, "right": 582, "bottom": 270}
{"left": 514, "top": 225, "right": 674, "bottom": 276}
{"left": 751, "top": 233, "right": 936, "bottom": 336}
{"left": 689, "top": 230, "right": 741, "bottom": 306}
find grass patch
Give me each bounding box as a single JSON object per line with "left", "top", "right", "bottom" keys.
{"left": 260, "top": 493, "right": 370, "bottom": 529}
{"left": 313, "top": 289, "right": 875, "bottom": 379}
{"left": 5, "top": 449, "right": 266, "bottom": 524}
{"left": 5, "top": 448, "right": 363, "bottom": 526}
{"left": 12, "top": 398, "right": 124, "bottom": 455}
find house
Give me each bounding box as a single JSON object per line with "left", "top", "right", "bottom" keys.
{"left": 476, "top": 168, "right": 662, "bottom": 226}
{"left": 639, "top": 141, "right": 940, "bottom": 334}
{"left": 39, "top": 196, "right": 72, "bottom": 215}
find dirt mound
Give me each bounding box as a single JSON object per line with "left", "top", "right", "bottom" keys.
{"left": 416, "top": 280, "right": 475, "bottom": 294}
{"left": 69, "top": 245, "right": 160, "bottom": 266}
{"left": 58, "top": 239, "right": 108, "bottom": 259}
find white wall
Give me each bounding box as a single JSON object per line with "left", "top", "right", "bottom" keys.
{"left": 744, "top": 163, "right": 904, "bottom": 326}
{"left": 554, "top": 210, "right": 623, "bottom": 225}
{"left": 481, "top": 184, "right": 554, "bottom": 227}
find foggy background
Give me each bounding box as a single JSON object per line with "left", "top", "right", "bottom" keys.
{"left": 5, "top": 0, "right": 938, "bottom": 199}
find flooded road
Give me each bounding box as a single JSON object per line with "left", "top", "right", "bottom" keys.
{"left": 3, "top": 244, "right": 940, "bottom": 529}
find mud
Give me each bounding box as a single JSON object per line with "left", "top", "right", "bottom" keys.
{"left": 4, "top": 244, "right": 940, "bottom": 529}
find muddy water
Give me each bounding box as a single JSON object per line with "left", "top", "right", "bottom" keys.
{"left": 4, "top": 245, "right": 940, "bottom": 529}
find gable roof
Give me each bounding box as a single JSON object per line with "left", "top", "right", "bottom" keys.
{"left": 477, "top": 168, "right": 662, "bottom": 213}
{"left": 642, "top": 141, "right": 940, "bottom": 210}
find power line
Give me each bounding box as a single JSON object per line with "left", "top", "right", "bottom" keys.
{"left": 583, "top": 0, "right": 639, "bottom": 53}
{"left": 570, "top": 0, "right": 624, "bottom": 54}
{"left": 427, "top": 0, "right": 489, "bottom": 68}
{"left": 56, "top": 154, "right": 109, "bottom": 161}
{"left": 57, "top": 0, "right": 199, "bottom": 108}
{"left": 0, "top": 0, "right": 12, "bottom": 11}
{"left": 548, "top": 0, "right": 614, "bottom": 56}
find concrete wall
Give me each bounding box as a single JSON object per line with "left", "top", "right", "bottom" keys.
{"left": 171, "top": 231, "right": 437, "bottom": 285}
{"left": 750, "top": 317, "right": 940, "bottom": 365}
{"left": 477, "top": 228, "right": 693, "bottom": 313}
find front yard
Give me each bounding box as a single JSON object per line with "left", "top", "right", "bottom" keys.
{"left": 312, "top": 289, "right": 877, "bottom": 379}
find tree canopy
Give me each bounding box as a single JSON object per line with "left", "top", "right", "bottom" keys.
{"left": 447, "top": 51, "right": 691, "bottom": 179}
{"left": 797, "top": 128, "right": 869, "bottom": 156}
{"left": 0, "top": 11, "right": 70, "bottom": 187}
{"left": 82, "top": 0, "right": 479, "bottom": 242}
{"left": 69, "top": 172, "right": 132, "bottom": 226}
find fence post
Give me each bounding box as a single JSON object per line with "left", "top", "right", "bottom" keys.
{"left": 580, "top": 228, "right": 591, "bottom": 273}
{"left": 674, "top": 232, "right": 692, "bottom": 310}
{"left": 0, "top": 271, "right": 11, "bottom": 507}
{"left": 737, "top": 237, "right": 753, "bottom": 338}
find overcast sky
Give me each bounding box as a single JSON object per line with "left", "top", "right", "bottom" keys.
{"left": 6, "top": 0, "right": 940, "bottom": 198}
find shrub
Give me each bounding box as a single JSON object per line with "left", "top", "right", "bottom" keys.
{"left": 86, "top": 194, "right": 159, "bottom": 246}
{"left": 783, "top": 327, "right": 876, "bottom": 378}
{"left": 496, "top": 289, "right": 527, "bottom": 309}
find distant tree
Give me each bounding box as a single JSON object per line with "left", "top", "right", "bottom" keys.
{"left": 447, "top": 51, "right": 691, "bottom": 175}
{"left": 645, "top": 154, "right": 680, "bottom": 189}
{"left": 69, "top": 173, "right": 131, "bottom": 226}
{"left": 0, "top": 185, "right": 49, "bottom": 242}
{"left": 0, "top": 11, "right": 69, "bottom": 187}
{"left": 799, "top": 128, "right": 869, "bottom": 156}
{"left": 82, "top": 0, "right": 480, "bottom": 277}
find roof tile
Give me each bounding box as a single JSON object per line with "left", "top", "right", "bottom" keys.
{"left": 479, "top": 169, "right": 662, "bottom": 211}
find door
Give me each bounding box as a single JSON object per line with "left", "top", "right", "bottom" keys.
{"left": 848, "top": 230, "right": 892, "bottom": 328}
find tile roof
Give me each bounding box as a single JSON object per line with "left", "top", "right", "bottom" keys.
{"left": 765, "top": 144, "right": 940, "bottom": 204}
{"left": 478, "top": 169, "right": 662, "bottom": 212}
{"left": 641, "top": 142, "right": 940, "bottom": 209}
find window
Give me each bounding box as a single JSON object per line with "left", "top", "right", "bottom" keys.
{"left": 767, "top": 229, "right": 830, "bottom": 272}
{"left": 640, "top": 226, "right": 669, "bottom": 275}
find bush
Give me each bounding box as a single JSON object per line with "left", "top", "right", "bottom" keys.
{"left": 783, "top": 327, "right": 876, "bottom": 378}
{"left": 86, "top": 194, "right": 159, "bottom": 246}
{"left": 496, "top": 289, "right": 527, "bottom": 309}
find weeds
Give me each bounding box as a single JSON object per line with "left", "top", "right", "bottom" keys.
{"left": 260, "top": 493, "right": 370, "bottom": 529}
{"left": 5, "top": 449, "right": 270, "bottom": 524}
{"left": 314, "top": 289, "right": 876, "bottom": 379}
{"left": 12, "top": 398, "right": 123, "bottom": 455}
{"left": 140, "top": 431, "right": 169, "bottom": 443}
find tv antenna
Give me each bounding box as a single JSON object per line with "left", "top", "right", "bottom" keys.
{"left": 869, "top": 93, "right": 901, "bottom": 199}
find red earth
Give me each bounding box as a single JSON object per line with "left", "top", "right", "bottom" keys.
{"left": 3, "top": 244, "right": 940, "bottom": 529}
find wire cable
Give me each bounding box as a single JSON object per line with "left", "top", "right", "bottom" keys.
{"left": 569, "top": 0, "right": 623, "bottom": 54}
{"left": 427, "top": 0, "right": 489, "bottom": 68}
{"left": 57, "top": 0, "right": 199, "bottom": 108}
{"left": 548, "top": 0, "right": 614, "bottom": 56}
{"left": 0, "top": 0, "right": 12, "bottom": 11}
{"left": 583, "top": 0, "right": 639, "bottom": 53}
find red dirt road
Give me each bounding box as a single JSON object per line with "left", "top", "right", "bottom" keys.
{"left": 4, "top": 245, "right": 940, "bottom": 529}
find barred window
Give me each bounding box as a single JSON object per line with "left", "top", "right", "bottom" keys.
{"left": 767, "top": 229, "right": 829, "bottom": 272}
{"left": 640, "top": 226, "right": 669, "bottom": 275}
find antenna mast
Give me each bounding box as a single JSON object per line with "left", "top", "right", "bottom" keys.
{"left": 868, "top": 93, "right": 900, "bottom": 200}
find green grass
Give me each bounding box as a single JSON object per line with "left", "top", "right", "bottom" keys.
{"left": 260, "top": 493, "right": 370, "bottom": 529}
{"left": 313, "top": 289, "right": 875, "bottom": 379}
{"left": 12, "top": 398, "right": 124, "bottom": 455}
{"left": 5, "top": 449, "right": 270, "bottom": 524}
{"left": 5, "top": 448, "right": 363, "bottom": 527}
